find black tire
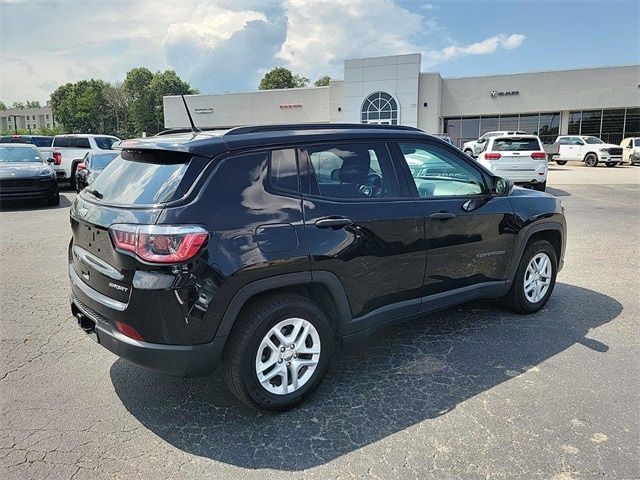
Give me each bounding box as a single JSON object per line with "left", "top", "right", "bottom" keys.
{"left": 503, "top": 239, "right": 558, "bottom": 314}
{"left": 223, "top": 293, "right": 334, "bottom": 411}
{"left": 584, "top": 153, "right": 598, "bottom": 167}
{"left": 605, "top": 162, "right": 618, "bottom": 167}
{"left": 532, "top": 181, "right": 546, "bottom": 192}
{"left": 555, "top": 160, "right": 567, "bottom": 166}
{"left": 46, "top": 191, "right": 60, "bottom": 206}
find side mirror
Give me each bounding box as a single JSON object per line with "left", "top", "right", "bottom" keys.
{"left": 46, "top": 158, "right": 55, "bottom": 164}
{"left": 491, "top": 176, "right": 513, "bottom": 196}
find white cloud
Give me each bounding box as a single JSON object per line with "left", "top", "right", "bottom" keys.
{"left": 0, "top": 0, "right": 526, "bottom": 103}
{"left": 425, "top": 33, "right": 526, "bottom": 64}
{"left": 277, "top": 0, "right": 427, "bottom": 79}
{"left": 163, "top": 4, "right": 267, "bottom": 51}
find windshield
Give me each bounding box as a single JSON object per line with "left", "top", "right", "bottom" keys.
{"left": 583, "top": 136, "right": 604, "bottom": 144}
{"left": 90, "top": 152, "right": 119, "bottom": 169}
{"left": 0, "top": 146, "right": 43, "bottom": 163}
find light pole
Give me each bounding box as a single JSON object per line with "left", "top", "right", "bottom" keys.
{"left": 9, "top": 114, "right": 20, "bottom": 135}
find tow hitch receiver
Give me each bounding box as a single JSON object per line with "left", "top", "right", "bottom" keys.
{"left": 76, "top": 312, "right": 98, "bottom": 342}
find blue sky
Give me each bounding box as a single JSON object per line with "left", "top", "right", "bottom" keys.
{"left": 0, "top": 0, "right": 638, "bottom": 103}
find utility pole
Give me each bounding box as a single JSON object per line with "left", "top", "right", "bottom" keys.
{"left": 9, "top": 115, "right": 20, "bottom": 135}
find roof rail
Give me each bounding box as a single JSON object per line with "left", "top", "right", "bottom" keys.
{"left": 155, "top": 128, "right": 196, "bottom": 136}
{"left": 224, "top": 123, "right": 423, "bottom": 136}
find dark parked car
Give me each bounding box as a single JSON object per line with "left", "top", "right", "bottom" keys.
{"left": 75, "top": 151, "right": 119, "bottom": 192}
{"left": 0, "top": 135, "right": 54, "bottom": 147}
{"left": 69, "top": 124, "right": 566, "bottom": 410}
{"left": 0, "top": 144, "right": 59, "bottom": 205}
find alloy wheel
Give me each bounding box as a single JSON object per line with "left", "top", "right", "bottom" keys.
{"left": 524, "top": 252, "right": 552, "bottom": 303}
{"left": 255, "top": 318, "right": 321, "bottom": 395}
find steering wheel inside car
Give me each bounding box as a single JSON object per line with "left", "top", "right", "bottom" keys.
{"left": 357, "top": 173, "right": 383, "bottom": 197}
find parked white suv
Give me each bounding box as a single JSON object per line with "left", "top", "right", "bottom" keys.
{"left": 549, "top": 136, "right": 622, "bottom": 167}
{"left": 41, "top": 134, "right": 120, "bottom": 187}
{"left": 477, "top": 135, "right": 548, "bottom": 191}
{"left": 621, "top": 137, "right": 640, "bottom": 165}
{"left": 463, "top": 131, "right": 527, "bottom": 157}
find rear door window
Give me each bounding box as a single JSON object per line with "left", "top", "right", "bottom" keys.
{"left": 71, "top": 138, "right": 91, "bottom": 149}
{"left": 53, "top": 137, "right": 69, "bottom": 147}
{"left": 85, "top": 152, "right": 205, "bottom": 205}
{"left": 94, "top": 137, "right": 118, "bottom": 150}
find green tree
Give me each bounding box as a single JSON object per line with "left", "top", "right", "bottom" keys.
{"left": 314, "top": 75, "right": 331, "bottom": 87}
{"left": 123, "top": 68, "right": 197, "bottom": 135}
{"left": 0, "top": 101, "right": 6, "bottom": 111}
{"left": 26, "top": 101, "right": 41, "bottom": 108}
{"left": 104, "top": 82, "right": 132, "bottom": 138}
{"left": 50, "top": 79, "right": 116, "bottom": 134}
{"left": 259, "top": 67, "right": 309, "bottom": 90}
{"left": 147, "top": 70, "right": 196, "bottom": 134}
{"left": 11, "top": 101, "right": 25, "bottom": 109}
{"left": 123, "top": 67, "right": 155, "bottom": 135}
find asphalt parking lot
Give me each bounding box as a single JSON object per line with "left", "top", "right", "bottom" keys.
{"left": 1, "top": 164, "right": 639, "bottom": 479}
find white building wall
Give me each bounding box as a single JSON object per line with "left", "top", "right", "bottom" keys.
{"left": 417, "top": 73, "right": 442, "bottom": 133}
{"left": 341, "top": 54, "right": 421, "bottom": 126}
{"left": 163, "top": 87, "right": 330, "bottom": 129}
{"left": 329, "top": 80, "right": 344, "bottom": 123}
{"left": 0, "top": 106, "right": 54, "bottom": 132}
{"left": 440, "top": 65, "right": 640, "bottom": 117}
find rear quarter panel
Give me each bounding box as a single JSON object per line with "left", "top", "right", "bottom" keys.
{"left": 156, "top": 150, "right": 310, "bottom": 343}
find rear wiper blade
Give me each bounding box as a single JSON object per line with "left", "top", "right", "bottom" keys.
{"left": 86, "top": 188, "right": 103, "bottom": 199}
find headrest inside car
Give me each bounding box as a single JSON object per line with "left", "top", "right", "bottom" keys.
{"left": 337, "top": 149, "right": 370, "bottom": 183}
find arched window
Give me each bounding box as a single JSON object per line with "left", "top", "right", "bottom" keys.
{"left": 361, "top": 91, "right": 399, "bottom": 125}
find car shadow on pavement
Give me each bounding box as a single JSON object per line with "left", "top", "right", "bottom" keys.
{"left": 546, "top": 187, "right": 571, "bottom": 197}
{"left": 110, "top": 282, "right": 620, "bottom": 471}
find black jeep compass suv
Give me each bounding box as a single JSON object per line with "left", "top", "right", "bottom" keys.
{"left": 69, "top": 124, "right": 566, "bottom": 410}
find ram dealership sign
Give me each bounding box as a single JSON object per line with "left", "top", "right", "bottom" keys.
{"left": 490, "top": 90, "right": 520, "bottom": 99}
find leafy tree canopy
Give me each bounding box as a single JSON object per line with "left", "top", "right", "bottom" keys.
{"left": 259, "top": 67, "right": 309, "bottom": 90}
{"left": 314, "top": 75, "right": 331, "bottom": 87}
{"left": 49, "top": 68, "right": 197, "bottom": 138}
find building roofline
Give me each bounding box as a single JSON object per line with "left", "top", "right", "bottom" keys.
{"left": 438, "top": 64, "right": 639, "bottom": 80}
{"left": 165, "top": 85, "right": 329, "bottom": 99}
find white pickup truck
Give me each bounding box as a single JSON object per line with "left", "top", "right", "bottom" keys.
{"left": 41, "top": 134, "right": 120, "bottom": 187}
{"left": 543, "top": 135, "right": 623, "bottom": 167}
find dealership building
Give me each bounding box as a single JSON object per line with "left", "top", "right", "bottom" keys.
{"left": 164, "top": 53, "right": 640, "bottom": 147}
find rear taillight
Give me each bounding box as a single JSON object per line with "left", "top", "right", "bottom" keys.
{"left": 109, "top": 224, "right": 209, "bottom": 264}
{"left": 531, "top": 152, "right": 547, "bottom": 160}
{"left": 77, "top": 162, "right": 86, "bottom": 170}
{"left": 485, "top": 153, "right": 502, "bottom": 160}
{"left": 53, "top": 152, "right": 62, "bottom": 165}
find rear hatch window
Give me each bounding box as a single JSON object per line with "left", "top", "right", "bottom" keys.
{"left": 83, "top": 150, "right": 207, "bottom": 205}
{"left": 493, "top": 138, "right": 541, "bottom": 151}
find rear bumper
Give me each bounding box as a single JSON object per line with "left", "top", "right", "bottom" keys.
{"left": 71, "top": 295, "right": 226, "bottom": 377}
{"left": 69, "top": 264, "right": 226, "bottom": 377}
